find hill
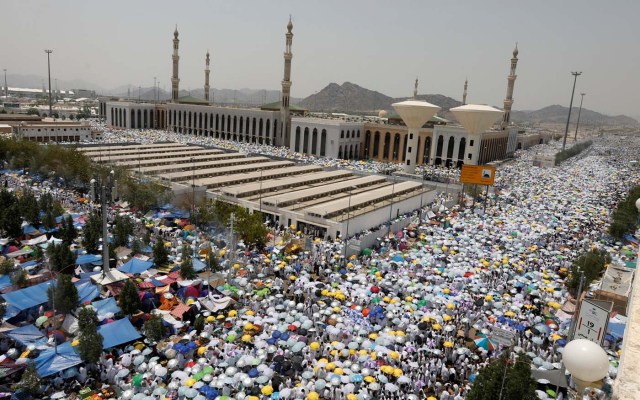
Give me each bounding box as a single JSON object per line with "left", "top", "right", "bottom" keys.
{"left": 510, "top": 105, "right": 638, "bottom": 126}
{"left": 298, "top": 82, "right": 461, "bottom": 115}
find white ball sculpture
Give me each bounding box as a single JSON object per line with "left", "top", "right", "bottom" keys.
{"left": 562, "top": 339, "right": 610, "bottom": 382}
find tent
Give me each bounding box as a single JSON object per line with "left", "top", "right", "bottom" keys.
{"left": 7, "top": 324, "right": 47, "bottom": 347}
{"left": 97, "top": 318, "right": 141, "bottom": 349}
{"left": 90, "top": 269, "right": 129, "bottom": 285}
{"left": 0, "top": 275, "right": 11, "bottom": 291}
{"left": 1, "top": 280, "right": 55, "bottom": 319}
{"left": 34, "top": 342, "right": 82, "bottom": 377}
{"left": 91, "top": 297, "right": 121, "bottom": 318}
{"left": 118, "top": 258, "right": 153, "bottom": 274}
{"left": 74, "top": 280, "right": 100, "bottom": 304}
{"left": 608, "top": 322, "right": 626, "bottom": 340}
{"left": 76, "top": 254, "right": 102, "bottom": 265}
{"left": 192, "top": 258, "right": 206, "bottom": 272}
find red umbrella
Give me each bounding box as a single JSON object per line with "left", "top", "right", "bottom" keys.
{"left": 288, "top": 324, "right": 297, "bottom": 331}
{"left": 370, "top": 286, "right": 380, "bottom": 293}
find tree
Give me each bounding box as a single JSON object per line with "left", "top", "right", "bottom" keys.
{"left": 47, "top": 243, "right": 75, "bottom": 273}
{"left": 16, "top": 362, "right": 40, "bottom": 396}
{"left": 60, "top": 214, "right": 78, "bottom": 245}
{"left": 42, "top": 209, "right": 56, "bottom": 231}
{"left": 0, "top": 301, "right": 5, "bottom": 321}
{"left": 26, "top": 108, "right": 40, "bottom": 116}
{"left": 52, "top": 200, "right": 65, "bottom": 217}
{"left": 119, "top": 279, "right": 141, "bottom": 316}
{"left": 18, "top": 190, "right": 40, "bottom": 226}
{"left": 236, "top": 208, "right": 268, "bottom": 247}
{"left": 47, "top": 274, "right": 79, "bottom": 315}
{"left": 143, "top": 315, "right": 166, "bottom": 342}
{"left": 4, "top": 203, "right": 23, "bottom": 239}
{"left": 180, "top": 256, "right": 196, "bottom": 280}
{"left": 77, "top": 306, "right": 103, "bottom": 364}
{"left": 131, "top": 239, "right": 142, "bottom": 256}
{"left": 68, "top": 114, "right": 75, "bottom": 120}
{"left": 207, "top": 253, "right": 219, "bottom": 272}
{"left": 82, "top": 211, "right": 101, "bottom": 254}
{"left": 113, "top": 214, "right": 133, "bottom": 248}
{"left": 0, "top": 258, "right": 15, "bottom": 275}
{"left": 193, "top": 314, "right": 204, "bottom": 333}
{"left": 466, "top": 354, "right": 536, "bottom": 400}
{"left": 153, "top": 239, "right": 169, "bottom": 266}
{"left": 567, "top": 249, "right": 611, "bottom": 296}
{"left": 10, "top": 269, "right": 28, "bottom": 288}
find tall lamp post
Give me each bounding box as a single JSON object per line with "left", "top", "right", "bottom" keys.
{"left": 2, "top": 69, "right": 7, "bottom": 100}
{"left": 343, "top": 186, "right": 357, "bottom": 261}
{"left": 44, "top": 50, "right": 53, "bottom": 118}
{"left": 562, "top": 71, "right": 582, "bottom": 151}
{"left": 574, "top": 93, "right": 586, "bottom": 142}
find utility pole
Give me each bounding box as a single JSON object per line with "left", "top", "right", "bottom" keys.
{"left": 44, "top": 50, "right": 53, "bottom": 117}
{"left": 2, "top": 69, "right": 7, "bottom": 100}
{"left": 229, "top": 213, "right": 235, "bottom": 266}
{"left": 562, "top": 71, "right": 582, "bottom": 151}
{"left": 574, "top": 93, "right": 586, "bottom": 142}
{"left": 101, "top": 185, "right": 111, "bottom": 273}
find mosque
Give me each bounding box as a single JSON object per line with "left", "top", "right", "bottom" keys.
{"left": 99, "top": 20, "right": 549, "bottom": 167}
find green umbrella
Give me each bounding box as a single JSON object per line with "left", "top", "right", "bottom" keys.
{"left": 132, "top": 374, "right": 143, "bottom": 387}
{"left": 546, "top": 389, "right": 557, "bottom": 398}
{"left": 361, "top": 248, "right": 372, "bottom": 256}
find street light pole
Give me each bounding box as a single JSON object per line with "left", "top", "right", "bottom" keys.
{"left": 574, "top": 93, "right": 586, "bottom": 142}
{"left": 343, "top": 186, "right": 356, "bottom": 261}
{"left": 2, "top": 69, "right": 7, "bottom": 100}
{"left": 44, "top": 50, "right": 53, "bottom": 117}
{"left": 387, "top": 175, "right": 396, "bottom": 236}
{"left": 562, "top": 71, "right": 582, "bottom": 151}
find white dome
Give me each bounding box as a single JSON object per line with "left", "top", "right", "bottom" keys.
{"left": 378, "top": 110, "right": 388, "bottom": 118}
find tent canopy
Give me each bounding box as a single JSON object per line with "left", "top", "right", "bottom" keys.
{"left": 76, "top": 253, "right": 102, "bottom": 265}
{"left": 91, "top": 297, "right": 121, "bottom": 318}
{"left": 192, "top": 258, "right": 206, "bottom": 272}
{"left": 118, "top": 258, "right": 153, "bottom": 274}
{"left": 97, "top": 318, "right": 141, "bottom": 349}
{"left": 75, "top": 279, "right": 100, "bottom": 305}
{"left": 7, "top": 324, "right": 47, "bottom": 347}
{"left": 34, "top": 342, "right": 82, "bottom": 377}
{"left": 2, "top": 280, "right": 55, "bottom": 320}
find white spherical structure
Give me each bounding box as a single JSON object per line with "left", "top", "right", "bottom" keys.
{"left": 635, "top": 197, "right": 640, "bottom": 212}
{"left": 562, "top": 339, "right": 609, "bottom": 382}
{"left": 378, "top": 110, "right": 388, "bottom": 118}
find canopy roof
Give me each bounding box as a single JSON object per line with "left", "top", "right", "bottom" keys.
{"left": 2, "top": 280, "right": 55, "bottom": 319}
{"left": 118, "top": 258, "right": 154, "bottom": 274}
{"left": 34, "top": 342, "right": 82, "bottom": 377}
{"left": 97, "top": 318, "right": 141, "bottom": 349}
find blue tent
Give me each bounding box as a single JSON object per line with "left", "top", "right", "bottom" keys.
{"left": 0, "top": 275, "right": 11, "bottom": 291}
{"left": 18, "top": 260, "right": 38, "bottom": 269}
{"left": 2, "top": 280, "right": 55, "bottom": 320}
{"left": 22, "top": 225, "right": 38, "bottom": 235}
{"left": 74, "top": 280, "right": 99, "bottom": 304}
{"left": 76, "top": 254, "right": 102, "bottom": 265}
{"left": 34, "top": 342, "right": 82, "bottom": 377}
{"left": 118, "top": 258, "right": 153, "bottom": 274}
{"left": 98, "top": 318, "right": 141, "bottom": 349}
{"left": 608, "top": 322, "right": 626, "bottom": 340}
{"left": 7, "top": 324, "right": 47, "bottom": 347}
{"left": 91, "top": 297, "right": 121, "bottom": 318}
{"left": 192, "top": 258, "right": 206, "bottom": 272}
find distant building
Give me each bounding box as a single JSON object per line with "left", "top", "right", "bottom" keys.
{"left": 290, "top": 117, "right": 362, "bottom": 159}
{"left": 14, "top": 121, "right": 99, "bottom": 142}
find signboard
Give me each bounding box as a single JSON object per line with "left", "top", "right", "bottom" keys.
{"left": 460, "top": 165, "right": 496, "bottom": 186}
{"left": 574, "top": 299, "right": 610, "bottom": 345}
{"left": 490, "top": 326, "right": 516, "bottom": 346}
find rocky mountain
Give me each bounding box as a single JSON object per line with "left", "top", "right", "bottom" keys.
{"left": 298, "top": 82, "right": 461, "bottom": 114}
{"left": 510, "top": 105, "right": 639, "bottom": 126}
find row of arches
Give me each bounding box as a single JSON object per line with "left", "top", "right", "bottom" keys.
{"left": 337, "top": 144, "right": 359, "bottom": 160}
{"left": 169, "top": 110, "right": 277, "bottom": 145}
{"left": 362, "top": 131, "right": 432, "bottom": 164}
{"left": 294, "top": 127, "right": 327, "bottom": 157}
{"left": 109, "top": 107, "right": 166, "bottom": 130}
{"left": 432, "top": 135, "right": 467, "bottom": 168}
{"left": 340, "top": 129, "right": 361, "bottom": 139}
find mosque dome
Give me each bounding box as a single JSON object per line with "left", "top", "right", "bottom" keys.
{"left": 378, "top": 110, "right": 388, "bottom": 118}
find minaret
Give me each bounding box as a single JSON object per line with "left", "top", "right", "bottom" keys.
{"left": 462, "top": 78, "right": 468, "bottom": 105}
{"left": 171, "top": 26, "right": 180, "bottom": 103}
{"left": 204, "top": 50, "right": 210, "bottom": 102}
{"left": 413, "top": 77, "right": 418, "bottom": 99}
{"left": 279, "top": 16, "right": 293, "bottom": 147}
{"left": 501, "top": 43, "right": 518, "bottom": 130}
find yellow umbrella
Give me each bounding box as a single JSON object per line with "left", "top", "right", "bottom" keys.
{"left": 446, "top": 303, "right": 455, "bottom": 309}
{"left": 261, "top": 386, "right": 274, "bottom": 395}
{"left": 310, "top": 342, "right": 321, "bottom": 351}
{"left": 364, "top": 376, "right": 376, "bottom": 383}
{"left": 443, "top": 315, "right": 452, "bottom": 322}
{"left": 505, "top": 311, "right": 516, "bottom": 317}
{"left": 307, "top": 393, "right": 319, "bottom": 400}
{"left": 432, "top": 323, "right": 442, "bottom": 330}
{"left": 443, "top": 341, "right": 454, "bottom": 348}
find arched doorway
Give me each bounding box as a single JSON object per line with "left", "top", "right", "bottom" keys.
{"left": 364, "top": 130, "right": 371, "bottom": 159}
{"left": 435, "top": 135, "right": 444, "bottom": 165}
{"left": 295, "top": 127, "right": 301, "bottom": 152}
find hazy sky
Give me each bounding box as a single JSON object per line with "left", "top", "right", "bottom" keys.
{"left": 3, "top": 0, "right": 639, "bottom": 116}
